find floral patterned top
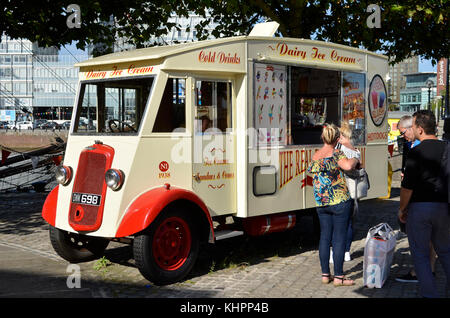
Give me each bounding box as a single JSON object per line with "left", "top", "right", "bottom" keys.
{"left": 307, "top": 150, "right": 350, "bottom": 207}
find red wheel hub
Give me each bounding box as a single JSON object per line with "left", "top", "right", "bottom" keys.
{"left": 152, "top": 217, "right": 192, "bottom": 271}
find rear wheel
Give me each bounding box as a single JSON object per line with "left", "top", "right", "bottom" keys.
{"left": 49, "top": 225, "right": 109, "bottom": 263}
{"left": 133, "top": 209, "right": 199, "bottom": 285}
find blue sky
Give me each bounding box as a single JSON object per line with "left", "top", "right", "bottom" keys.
{"left": 61, "top": 42, "right": 88, "bottom": 57}
{"left": 419, "top": 58, "right": 436, "bottom": 72}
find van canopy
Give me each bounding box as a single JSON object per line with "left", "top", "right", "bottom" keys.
{"left": 75, "top": 36, "right": 247, "bottom": 68}
{"left": 75, "top": 36, "right": 386, "bottom": 69}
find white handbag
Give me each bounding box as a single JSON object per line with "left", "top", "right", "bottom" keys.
{"left": 336, "top": 143, "right": 369, "bottom": 200}
{"left": 346, "top": 168, "right": 370, "bottom": 200}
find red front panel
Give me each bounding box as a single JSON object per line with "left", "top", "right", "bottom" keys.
{"left": 69, "top": 143, "right": 114, "bottom": 232}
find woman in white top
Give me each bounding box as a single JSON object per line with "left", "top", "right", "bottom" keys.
{"left": 330, "top": 122, "right": 361, "bottom": 263}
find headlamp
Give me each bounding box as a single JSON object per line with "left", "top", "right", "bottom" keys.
{"left": 105, "top": 169, "right": 125, "bottom": 191}
{"left": 55, "top": 165, "right": 72, "bottom": 185}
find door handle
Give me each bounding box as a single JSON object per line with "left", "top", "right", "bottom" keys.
{"left": 193, "top": 173, "right": 200, "bottom": 182}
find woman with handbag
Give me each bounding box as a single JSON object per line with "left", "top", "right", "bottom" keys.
{"left": 308, "top": 123, "right": 359, "bottom": 286}
{"left": 334, "top": 122, "right": 364, "bottom": 263}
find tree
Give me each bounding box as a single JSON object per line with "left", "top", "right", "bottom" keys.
{"left": 1, "top": 0, "right": 195, "bottom": 55}
{"left": 318, "top": 1, "right": 450, "bottom": 64}
{"left": 198, "top": 0, "right": 449, "bottom": 64}
{"left": 192, "top": 0, "right": 331, "bottom": 39}
{"left": 1, "top": 1, "right": 448, "bottom": 62}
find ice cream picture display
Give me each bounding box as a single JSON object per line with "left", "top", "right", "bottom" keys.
{"left": 254, "top": 63, "right": 287, "bottom": 146}
{"left": 368, "top": 75, "right": 387, "bottom": 127}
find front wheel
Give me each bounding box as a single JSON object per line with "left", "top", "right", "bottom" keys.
{"left": 49, "top": 226, "right": 109, "bottom": 263}
{"left": 133, "top": 209, "right": 199, "bottom": 285}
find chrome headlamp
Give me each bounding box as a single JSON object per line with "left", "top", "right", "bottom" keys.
{"left": 105, "top": 169, "right": 125, "bottom": 191}
{"left": 55, "top": 165, "right": 72, "bottom": 185}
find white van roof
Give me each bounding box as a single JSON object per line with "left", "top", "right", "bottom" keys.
{"left": 75, "top": 36, "right": 247, "bottom": 67}
{"left": 75, "top": 36, "right": 387, "bottom": 68}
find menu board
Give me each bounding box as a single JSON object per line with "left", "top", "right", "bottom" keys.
{"left": 254, "top": 63, "right": 287, "bottom": 147}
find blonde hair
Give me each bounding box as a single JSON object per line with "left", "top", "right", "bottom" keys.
{"left": 339, "top": 121, "right": 352, "bottom": 139}
{"left": 321, "top": 123, "right": 340, "bottom": 145}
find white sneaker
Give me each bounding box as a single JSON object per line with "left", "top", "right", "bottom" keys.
{"left": 344, "top": 252, "right": 351, "bottom": 262}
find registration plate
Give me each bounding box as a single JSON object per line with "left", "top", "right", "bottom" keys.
{"left": 72, "top": 192, "right": 102, "bottom": 206}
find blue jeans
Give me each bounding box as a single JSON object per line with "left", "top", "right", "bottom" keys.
{"left": 345, "top": 200, "right": 355, "bottom": 252}
{"left": 406, "top": 202, "right": 450, "bottom": 298}
{"left": 316, "top": 199, "right": 352, "bottom": 276}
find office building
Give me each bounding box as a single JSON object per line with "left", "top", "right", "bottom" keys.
{"left": 0, "top": 35, "right": 33, "bottom": 121}
{"left": 388, "top": 56, "right": 419, "bottom": 106}
{"left": 0, "top": 34, "right": 88, "bottom": 122}
{"left": 32, "top": 45, "right": 87, "bottom": 121}
{"left": 399, "top": 72, "right": 437, "bottom": 112}
{"left": 1, "top": 13, "right": 215, "bottom": 122}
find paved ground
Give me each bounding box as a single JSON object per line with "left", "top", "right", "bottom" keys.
{"left": 0, "top": 153, "right": 449, "bottom": 301}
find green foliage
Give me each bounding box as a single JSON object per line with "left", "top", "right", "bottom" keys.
{"left": 1, "top": 0, "right": 195, "bottom": 56}
{"left": 93, "top": 256, "right": 112, "bottom": 276}
{"left": 1, "top": 1, "right": 448, "bottom": 61}
{"left": 316, "top": 1, "right": 449, "bottom": 63}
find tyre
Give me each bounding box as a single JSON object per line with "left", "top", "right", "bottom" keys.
{"left": 49, "top": 225, "right": 109, "bottom": 263}
{"left": 133, "top": 208, "right": 199, "bottom": 285}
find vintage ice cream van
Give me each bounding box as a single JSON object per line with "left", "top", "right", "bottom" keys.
{"left": 42, "top": 23, "right": 389, "bottom": 284}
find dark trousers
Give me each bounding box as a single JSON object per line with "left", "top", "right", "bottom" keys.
{"left": 406, "top": 202, "right": 450, "bottom": 298}
{"left": 316, "top": 200, "right": 352, "bottom": 276}
{"left": 345, "top": 200, "right": 355, "bottom": 252}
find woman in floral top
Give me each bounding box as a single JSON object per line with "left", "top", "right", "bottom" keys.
{"left": 307, "top": 124, "right": 359, "bottom": 286}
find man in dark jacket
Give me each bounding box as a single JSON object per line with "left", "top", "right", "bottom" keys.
{"left": 398, "top": 110, "right": 450, "bottom": 298}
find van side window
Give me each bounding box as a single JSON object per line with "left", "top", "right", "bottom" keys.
{"left": 153, "top": 78, "right": 186, "bottom": 132}
{"left": 195, "top": 80, "right": 232, "bottom": 133}
{"left": 290, "top": 67, "right": 340, "bottom": 145}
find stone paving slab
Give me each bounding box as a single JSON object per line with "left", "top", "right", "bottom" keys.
{"left": 0, "top": 244, "right": 95, "bottom": 297}
{"left": 0, "top": 154, "right": 448, "bottom": 299}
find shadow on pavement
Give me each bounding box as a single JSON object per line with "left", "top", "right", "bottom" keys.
{"left": 0, "top": 192, "right": 48, "bottom": 236}
{"left": 190, "top": 214, "right": 319, "bottom": 278}
{"left": 0, "top": 266, "right": 221, "bottom": 298}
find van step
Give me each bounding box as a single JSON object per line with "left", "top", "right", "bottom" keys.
{"left": 215, "top": 230, "right": 244, "bottom": 241}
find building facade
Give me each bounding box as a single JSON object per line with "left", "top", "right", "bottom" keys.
{"left": 399, "top": 72, "right": 437, "bottom": 112}
{"left": 32, "top": 45, "right": 87, "bottom": 121}
{"left": 1, "top": 14, "right": 217, "bottom": 123}
{"left": 0, "top": 35, "right": 33, "bottom": 121}
{"left": 388, "top": 56, "right": 419, "bottom": 106}
{"left": 0, "top": 34, "right": 88, "bottom": 122}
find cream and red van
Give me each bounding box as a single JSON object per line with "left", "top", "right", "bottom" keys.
{"left": 42, "top": 23, "right": 389, "bottom": 285}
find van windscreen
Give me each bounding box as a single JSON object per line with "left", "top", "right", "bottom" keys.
{"left": 73, "top": 77, "right": 154, "bottom": 134}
